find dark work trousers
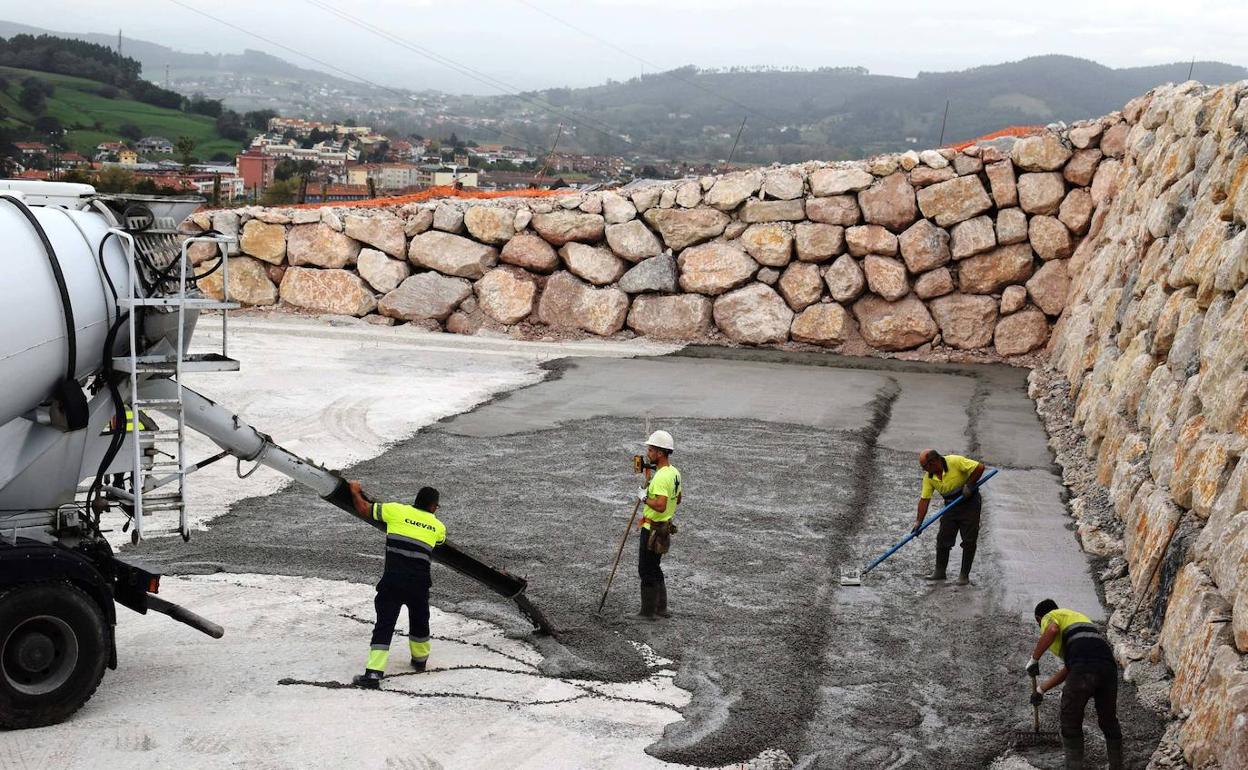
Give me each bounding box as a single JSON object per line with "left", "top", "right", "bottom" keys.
{"left": 638, "top": 527, "right": 663, "bottom": 586}
{"left": 1060, "top": 661, "right": 1122, "bottom": 745}
{"left": 369, "top": 568, "right": 431, "bottom": 649}
{"left": 934, "top": 488, "right": 982, "bottom": 575}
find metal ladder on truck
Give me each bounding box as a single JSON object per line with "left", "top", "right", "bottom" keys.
{"left": 115, "top": 231, "right": 240, "bottom": 543}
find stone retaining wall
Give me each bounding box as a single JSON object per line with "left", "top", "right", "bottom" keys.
{"left": 185, "top": 118, "right": 1124, "bottom": 356}
{"left": 1042, "top": 80, "right": 1248, "bottom": 767}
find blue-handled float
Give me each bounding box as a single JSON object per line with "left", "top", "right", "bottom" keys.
{"left": 839, "top": 468, "right": 999, "bottom": 586}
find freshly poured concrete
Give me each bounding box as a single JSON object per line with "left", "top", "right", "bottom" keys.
{"left": 122, "top": 337, "right": 1161, "bottom": 768}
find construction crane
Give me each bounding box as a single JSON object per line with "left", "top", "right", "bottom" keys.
{"left": 0, "top": 180, "right": 550, "bottom": 729}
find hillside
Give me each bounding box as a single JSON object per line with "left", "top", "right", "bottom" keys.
{"left": 507, "top": 55, "right": 1248, "bottom": 161}
{"left": 0, "top": 65, "right": 245, "bottom": 158}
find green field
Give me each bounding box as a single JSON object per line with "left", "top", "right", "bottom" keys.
{"left": 0, "top": 65, "right": 250, "bottom": 159}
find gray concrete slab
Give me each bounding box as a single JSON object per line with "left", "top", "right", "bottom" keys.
{"left": 134, "top": 347, "right": 1159, "bottom": 768}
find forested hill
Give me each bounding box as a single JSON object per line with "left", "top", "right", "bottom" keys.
{"left": 513, "top": 56, "right": 1247, "bottom": 161}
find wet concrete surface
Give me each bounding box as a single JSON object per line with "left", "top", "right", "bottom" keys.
{"left": 134, "top": 348, "right": 1163, "bottom": 768}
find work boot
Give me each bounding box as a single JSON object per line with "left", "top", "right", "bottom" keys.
{"left": 352, "top": 669, "right": 383, "bottom": 690}
{"left": 410, "top": 658, "right": 427, "bottom": 672}
{"left": 958, "top": 543, "right": 977, "bottom": 584}
{"left": 638, "top": 582, "right": 659, "bottom": 619}
{"left": 1106, "top": 737, "right": 1124, "bottom": 770}
{"left": 1062, "top": 732, "right": 1085, "bottom": 770}
{"left": 923, "top": 549, "right": 950, "bottom": 581}
{"left": 656, "top": 579, "right": 671, "bottom": 618}
{"left": 954, "top": 574, "right": 972, "bottom": 586}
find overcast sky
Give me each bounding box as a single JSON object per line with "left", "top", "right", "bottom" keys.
{"left": 6, "top": 0, "right": 1247, "bottom": 93}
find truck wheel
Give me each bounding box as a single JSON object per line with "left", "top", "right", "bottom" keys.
{"left": 0, "top": 583, "right": 109, "bottom": 728}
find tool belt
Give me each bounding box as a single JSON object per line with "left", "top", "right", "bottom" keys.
{"left": 645, "top": 520, "right": 676, "bottom": 554}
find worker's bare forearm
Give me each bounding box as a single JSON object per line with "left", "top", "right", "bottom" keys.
{"left": 915, "top": 498, "right": 930, "bottom": 524}
{"left": 347, "top": 480, "right": 372, "bottom": 518}
{"left": 1032, "top": 623, "right": 1060, "bottom": 662}
{"left": 968, "top": 463, "right": 986, "bottom": 486}
{"left": 648, "top": 495, "right": 668, "bottom": 513}
{"left": 1041, "top": 666, "right": 1068, "bottom": 692}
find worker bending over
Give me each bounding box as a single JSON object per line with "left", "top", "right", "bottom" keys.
{"left": 346, "top": 481, "right": 446, "bottom": 689}
{"left": 1027, "top": 599, "right": 1123, "bottom": 770}
{"left": 637, "top": 430, "right": 681, "bottom": 619}
{"left": 914, "top": 448, "right": 986, "bottom": 585}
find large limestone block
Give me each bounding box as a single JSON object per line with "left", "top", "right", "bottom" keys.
{"left": 1160, "top": 564, "right": 1234, "bottom": 714}
{"left": 806, "top": 195, "right": 860, "bottom": 226}
{"left": 993, "top": 308, "right": 1049, "bottom": 356}
{"left": 532, "top": 210, "right": 605, "bottom": 246}
{"left": 930, "top": 293, "right": 998, "bottom": 349}
{"left": 239, "top": 219, "right": 287, "bottom": 264}
{"left": 1179, "top": 644, "right": 1248, "bottom": 769}
{"left": 627, "top": 294, "right": 712, "bottom": 339}
{"left": 1029, "top": 216, "right": 1075, "bottom": 261}
{"left": 1123, "top": 484, "right": 1182, "bottom": 597}
{"left": 605, "top": 220, "right": 663, "bottom": 262}
{"left": 1017, "top": 172, "right": 1067, "bottom": 215}
{"left": 474, "top": 266, "right": 537, "bottom": 325}
{"left": 959, "top": 243, "right": 1036, "bottom": 294}
{"left": 762, "top": 168, "right": 804, "bottom": 200}
{"left": 740, "top": 199, "right": 805, "bottom": 223}
{"left": 1090, "top": 159, "right": 1123, "bottom": 207}
{"left": 704, "top": 171, "right": 762, "bottom": 210}
{"left": 863, "top": 255, "right": 909, "bottom": 301}
{"left": 378, "top": 272, "right": 471, "bottom": 322}
{"left": 287, "top": 222, "right": 361, "bottom": 268}
{"left": 984, "top": 160, "right": 1018, "bottom": 208}
{"left": 852, "top": 295, "right": 938, "bottom": 351}
{"left": 408, "top": 231, "right": 498, "bottom": 279}
{"left": 1011, "top": 133, "right": 1072, "bottom": 171}
{"left": 999, "top": 284, "right": 1026, "bottom": 314}
{"left": 777, "top": 262, "right": 824, "bottom": 311}
{"left": 909, "top": 166, "right": 957, "bottom": 187}
{"left": 712, "top": 284, "right": 793, "bottom": 344}
{"left": 1026, "top": 260, "right": 1071, "bottom": 316}
{"left": 914, "top": 267, "right": 955, "bottom": 299}
{"left": 1058, "top": 189, "right": 1095, "bottom": 235}
{"left": 678, "top": 242, "right": 758, "bottom": 296}
{"left": 996, "top": 208, "right": 1029, "bottom": 246}
{"left": 950, "top": 216, "right": 997, "bottom": 260}
{"left": 343, "top": 212, "right": 406, "bottom": 256}
{"left": 500, "top": 233, "right": 559, "bottom": 273}
{"left": 281, "top": 267, "right": 376, "bottom": 316}
{"left": 629, "top": 185, "right": 663, "bottom": 213}
{"left": 600, "top": 191, "right": 636, "bottom": 224}
{"left": 432, "top": 203, "right": 464, "bottom": 233}
{"left": 559, "top": 242, "right": 626, "bottom": 285}
{"left": 357, "top": 248, "right": 411, "bottom": 294}
{"left": 898, "top": 219, "right": 951, "bottom": 273}
{"left": 463, "top": 207, "right": 516, "bottom": 245}
{"left": 1100, "top": 122, "right": 1128, "bottom": 157}
{"left": 198, "top": 256, "right": 277, "bottom": 306}
{"left": 674, "top": 181, "right": 701, "bottom": 208}
{"left": 537, "top": 271, "right": 629, "bottom": 336}
{"left": 846, "top": 225, "right": 899, "bottom": 257}
{"left": 1068, "top": 122, "right": 1103, "bottom": 149}
{"left": 823, "top": 254, "right": 866, "bottom": 303}
{"left": 740, "top": 224, "right": 794, "bottom": 267}
{"left": 857, "top": 172, "right": 917, "bottom": 232}
{"left": 1197, "top": 288, "right": 1248, "bottom": 434}
{"left": 915, "top": 176, "right": 993, "bottom": 226}
{"left": 794, "top": 223, "right": 845, "bottom": 263}
{"left": 1063, "top": 148, "right": 1103, "bottom": 187}
{"left": 810, "top": 167, "right": 874, "bottom": 196}
{"left": 618, "top": 255, "right": 679, "bottom": 294}
{"left": 211, "top": 210, "right": 240, "bottom": 254}
{"left": 791, "top": 303, "right": 853, "bottom": 346}
{"left": 643, "top": 208, "right": 730, "bottom": 250}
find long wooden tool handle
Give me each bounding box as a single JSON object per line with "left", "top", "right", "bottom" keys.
{"left": 598, "top": 498, "right": 642, "bottom": 613}
{"left": 1031, "top": 673, "right": 1041, "bottom": 733}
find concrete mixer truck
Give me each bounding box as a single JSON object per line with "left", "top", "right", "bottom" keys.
{"left": 0, "top": 180, "right": 550, "bottom": 729}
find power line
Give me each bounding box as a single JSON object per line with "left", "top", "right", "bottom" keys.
{"left": 509, "top": 0, "right": 787, "bottom": 131}
{"left": 166, "top": 0, "right": 405, "bottom": 97}
{"left": 302, "top": 0, "right": 632, "bottom": 147}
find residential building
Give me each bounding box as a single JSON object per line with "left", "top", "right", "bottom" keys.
{"left": 347, "top": 162, "right": 423, "bottom": 191}
{"left": 237, "top": 148, "right": 280, "bottom": 194}
{"left": 14, "top": 142, "right": 48, "bottom": 157}
{"left": 427, "top": 166, "right": 478, "bottom": 187}
{"left": 302, "top": 183, "right": 372, "bottom": 203}
{"left": 118, "top": 149, "right": 139, "bottom": 165}
{"left": 137, "top": 136, "right": 174, "bottom": 154}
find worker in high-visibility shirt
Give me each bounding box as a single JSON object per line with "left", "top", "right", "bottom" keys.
{"left": 913, "top": 448, "right": 986, "bottom": 585}
{"left": 1026, "top": 599, "right": 1123, "bottom": 770}
{"left": 636, "top": 430, "right": 681, "bottom": 620}
{"left": 346, "top": 480, "right": 446, "bottom": 690}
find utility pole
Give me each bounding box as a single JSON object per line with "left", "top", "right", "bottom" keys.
{"left": 1187, "top": 58, "right": 1196, "bottom": 81}
{"left": 726, "top": 116, "right": 747, "bottom": 167}
{"left": 938, "top": 99, "right": 951, "bottom": 146}
{"left": 535, "top": 122, "right": 563, "bottom": 184}
{"left": 117, "top": 29, "right": 122, "bottom": 58}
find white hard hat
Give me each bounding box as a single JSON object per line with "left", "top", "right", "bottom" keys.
{"left": 645, "top": 430, "right": 674, "bottom": 451}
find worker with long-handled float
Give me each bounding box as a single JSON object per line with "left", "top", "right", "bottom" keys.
{"left": 914, "top": 449, "right": 986, "bottom": 585}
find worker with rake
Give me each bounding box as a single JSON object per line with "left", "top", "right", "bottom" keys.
{"left": 636, "top": 430, "right": 681, "bottom": 619}
{"left": 914, "top": 448, "right": 985, "bottom": 585}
